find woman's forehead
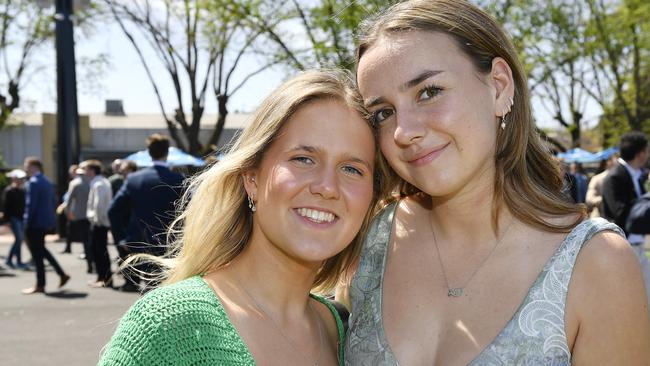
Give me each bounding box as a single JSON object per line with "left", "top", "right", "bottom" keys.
{"left": 357, "top": 32, "right": 471, "bottom": 92}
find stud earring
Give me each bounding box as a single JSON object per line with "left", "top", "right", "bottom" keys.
{"left": 247, "top": 196, "right": 256, "bottom": 212}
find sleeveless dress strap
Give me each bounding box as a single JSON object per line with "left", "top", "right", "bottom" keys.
{"left": 345, "top": 202, "right": 399, "bottom": 365}
{"left": 470, "top": 218, "right": 625, "bottom": 365}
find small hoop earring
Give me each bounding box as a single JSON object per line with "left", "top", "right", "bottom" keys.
{"left": 247, "top": 196, "right": 256, "bottom": 212}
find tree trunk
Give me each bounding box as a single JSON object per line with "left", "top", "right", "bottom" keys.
{"left": 0, "top": 81, "right": 19, "bottom": 130}
{"left": 207, "top": 94, "right": 229, "bottom": 153}
{"left": 570, "top": 110, "right": 582, "bottom": 148}
{"left": 187, "top": 101, "right": 205, "bottom": 155}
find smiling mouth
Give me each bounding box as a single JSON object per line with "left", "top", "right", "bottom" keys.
{"left": 407, "top": 143, "right": 449, "bottom": 164}
{"left": 296, "top": 208, "right": 337, "bottom": 223}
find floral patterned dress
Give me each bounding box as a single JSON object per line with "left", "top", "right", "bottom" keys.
{"left": 344, "top": 202, "right": 623, "bottom": 366}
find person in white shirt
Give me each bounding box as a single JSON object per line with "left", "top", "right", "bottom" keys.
{"left": 82, "top": 160, "right": 113, "bottom": 288}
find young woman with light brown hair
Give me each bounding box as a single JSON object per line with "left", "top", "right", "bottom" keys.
{"left": 343, "top": 1, "right": 650, "bottom": 364}
{"left": 100, "top": 69, "right": 391, "bottom": 366}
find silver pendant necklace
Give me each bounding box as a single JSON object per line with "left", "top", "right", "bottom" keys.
{"left": 428, "top": 214, "right": 514, "bottom": 297}
{"left": 235, "top": 274, "right": 324, "bottom": 365}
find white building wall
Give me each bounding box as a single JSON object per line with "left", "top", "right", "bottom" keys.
{"left": 0, "top": 112, "right": 250, "bottom": 169}
{"left": 0, "top": 125, "right": 42, "bottom": 168}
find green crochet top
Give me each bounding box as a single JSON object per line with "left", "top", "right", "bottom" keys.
{"left": 99, "top": 276, "right": 345, "bottom": 365}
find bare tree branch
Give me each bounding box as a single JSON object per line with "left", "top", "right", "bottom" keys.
{"left": 104, "top": 0, "right": 186, "bottom": 150}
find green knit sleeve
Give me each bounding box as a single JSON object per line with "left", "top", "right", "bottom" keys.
{"left": 98, "top": 276, "right": 256, "bottom": 366}
{"left": 98, "top": 290, "right": 176, "bottom": 366}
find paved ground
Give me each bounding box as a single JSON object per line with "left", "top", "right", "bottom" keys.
{"left": 0, "top": 225, "right": 140, "bottom": 366}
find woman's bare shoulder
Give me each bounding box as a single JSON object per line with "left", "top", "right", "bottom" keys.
{"left": 574, "top": 229, "right": 636, "bottom": 280}
{"left": 568, "top": 230, "right": 650, "bottom": 364}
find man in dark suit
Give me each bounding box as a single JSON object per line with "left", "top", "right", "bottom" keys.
{"left": 22, "top": 157, "right": 70, "bottom": 294}
{"left": 602, "top": 131, "right": 650, "bottom": 307}
{"left": 602, "top": 132, "right": 649, "bottom": 232}
{"left": 109, "top": 134, "right": 184, "bottom": 292}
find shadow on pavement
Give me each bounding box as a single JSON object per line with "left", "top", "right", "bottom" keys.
{"left": 45, "top": 291, "right": 89, "bottom": 299}
{"left": 0, "top": 272, "right": 17, "bottom": 277}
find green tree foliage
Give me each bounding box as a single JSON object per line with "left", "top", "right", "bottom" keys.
{"left": 479, "top": 0, "right": 649, "bottom": 149}
{"left": 230, "top": 0, "right": 398, "bottom": 71}
{"left": 0, "top": 0, "right": 99, "bottom": 131}
{"left": 585, "top": 0, "right": 650, "bottom": 144}
{"left": 0, "top": 1, "right": 52, "bottom": 130}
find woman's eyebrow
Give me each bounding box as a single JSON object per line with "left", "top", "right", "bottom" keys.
{"left": 364, "top": 69, "right": 444, "bottom": 108}
{"left": 289, "top": 145, "right": 319, "bottom": 153}
{"left": 400, "top": 70, "right": 443, "bottom": 91}
{"left": 365, "top": 96, "right": 385, "bottom": 109}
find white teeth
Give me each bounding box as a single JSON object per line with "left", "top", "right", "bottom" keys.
{"left": 297, "top": 208, "right": 335, "bottom": 223}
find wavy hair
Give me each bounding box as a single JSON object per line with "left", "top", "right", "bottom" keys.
{"left": 149, "top": 69, "right": 391, "bottom": 293}
{"left": 356, "top": 0, "right": 585, "bottom": 232}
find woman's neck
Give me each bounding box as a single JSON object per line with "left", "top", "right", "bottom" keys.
{"left": 427, "top": 175, "right": 509, "bottom": 245}
{"left": 224, "top": 236, "right": 320, "bottom": 321}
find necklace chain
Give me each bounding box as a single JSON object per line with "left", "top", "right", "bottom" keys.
{"left": 429, "top": 214, "right": 514, "bottom": 298}
{"left": 234, "top": 274, "right": 323, "bottom": 365}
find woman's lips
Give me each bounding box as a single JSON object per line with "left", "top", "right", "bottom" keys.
{"left": 407, "top": 143, "right": 449, "bottom": 166}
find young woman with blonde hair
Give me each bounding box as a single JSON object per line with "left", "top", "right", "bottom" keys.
{"left": 100, "top": 69, "right": 390, "bottom": 366}
{"left": 343, "top": 0, "right": 650, "bottom": 364}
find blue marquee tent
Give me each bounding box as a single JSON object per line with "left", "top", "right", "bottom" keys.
{"left": 593, "top": 147, "right": 619, "bottom": 161}
{"left": 556, "top": 147, "right": 619, "bottom": 164}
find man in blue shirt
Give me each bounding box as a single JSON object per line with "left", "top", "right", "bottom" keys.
{"left": 22, "top": 157, "right": 71, "bottom": 294}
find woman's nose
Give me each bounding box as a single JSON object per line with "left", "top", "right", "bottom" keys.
{"left": 393, "top": 108, "right": 426, "bottom": 146}
{"left": 309, "top": 167, "right": 340, "bottom": 200}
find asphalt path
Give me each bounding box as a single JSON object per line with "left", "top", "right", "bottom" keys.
{"left": 0, "top": 225, "right": 140, "bottom": 366}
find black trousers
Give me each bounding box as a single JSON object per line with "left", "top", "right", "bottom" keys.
{"left": 25, "top": 228, "right": 65, "bottom": 287}
{"left": 90, "top": 225, "right": 111, "bottom": 282}
{"left": 66, "top": 219, "right": 92, "bottom": 266}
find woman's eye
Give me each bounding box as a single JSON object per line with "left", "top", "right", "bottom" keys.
{"left": 342, "top": 165, "right": 363, "bottom": 176}
{"left": 418, "top": 85, "right": 442, "bottom": 101}
{"left": 291, "top": 156, "right": 314, "bottom": 165}
{"left": 372, "top": 108, "right": 394, "bottom": 126}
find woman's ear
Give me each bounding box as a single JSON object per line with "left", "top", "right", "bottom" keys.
{"left": 491, "top": 57, "right": 515, "bottom": 118}
{"left": 242, "top": 170, "right": 258, "bottom": 200}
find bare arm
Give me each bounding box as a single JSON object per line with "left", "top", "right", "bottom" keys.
{"left": 585, "top": 174, "right": 603, "bottom": 209}
{"left": 568, "top": 231, "right": 650, "bottom": 364}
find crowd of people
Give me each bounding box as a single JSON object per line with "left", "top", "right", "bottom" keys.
{"left": 2, "top": 0, "right": 650, "bottom": 364}
{"left": 557, "top": 131, "right": 650, "bottom": 309}
{"left": 1, "top": 133, "right": 184, "bottom": 294}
